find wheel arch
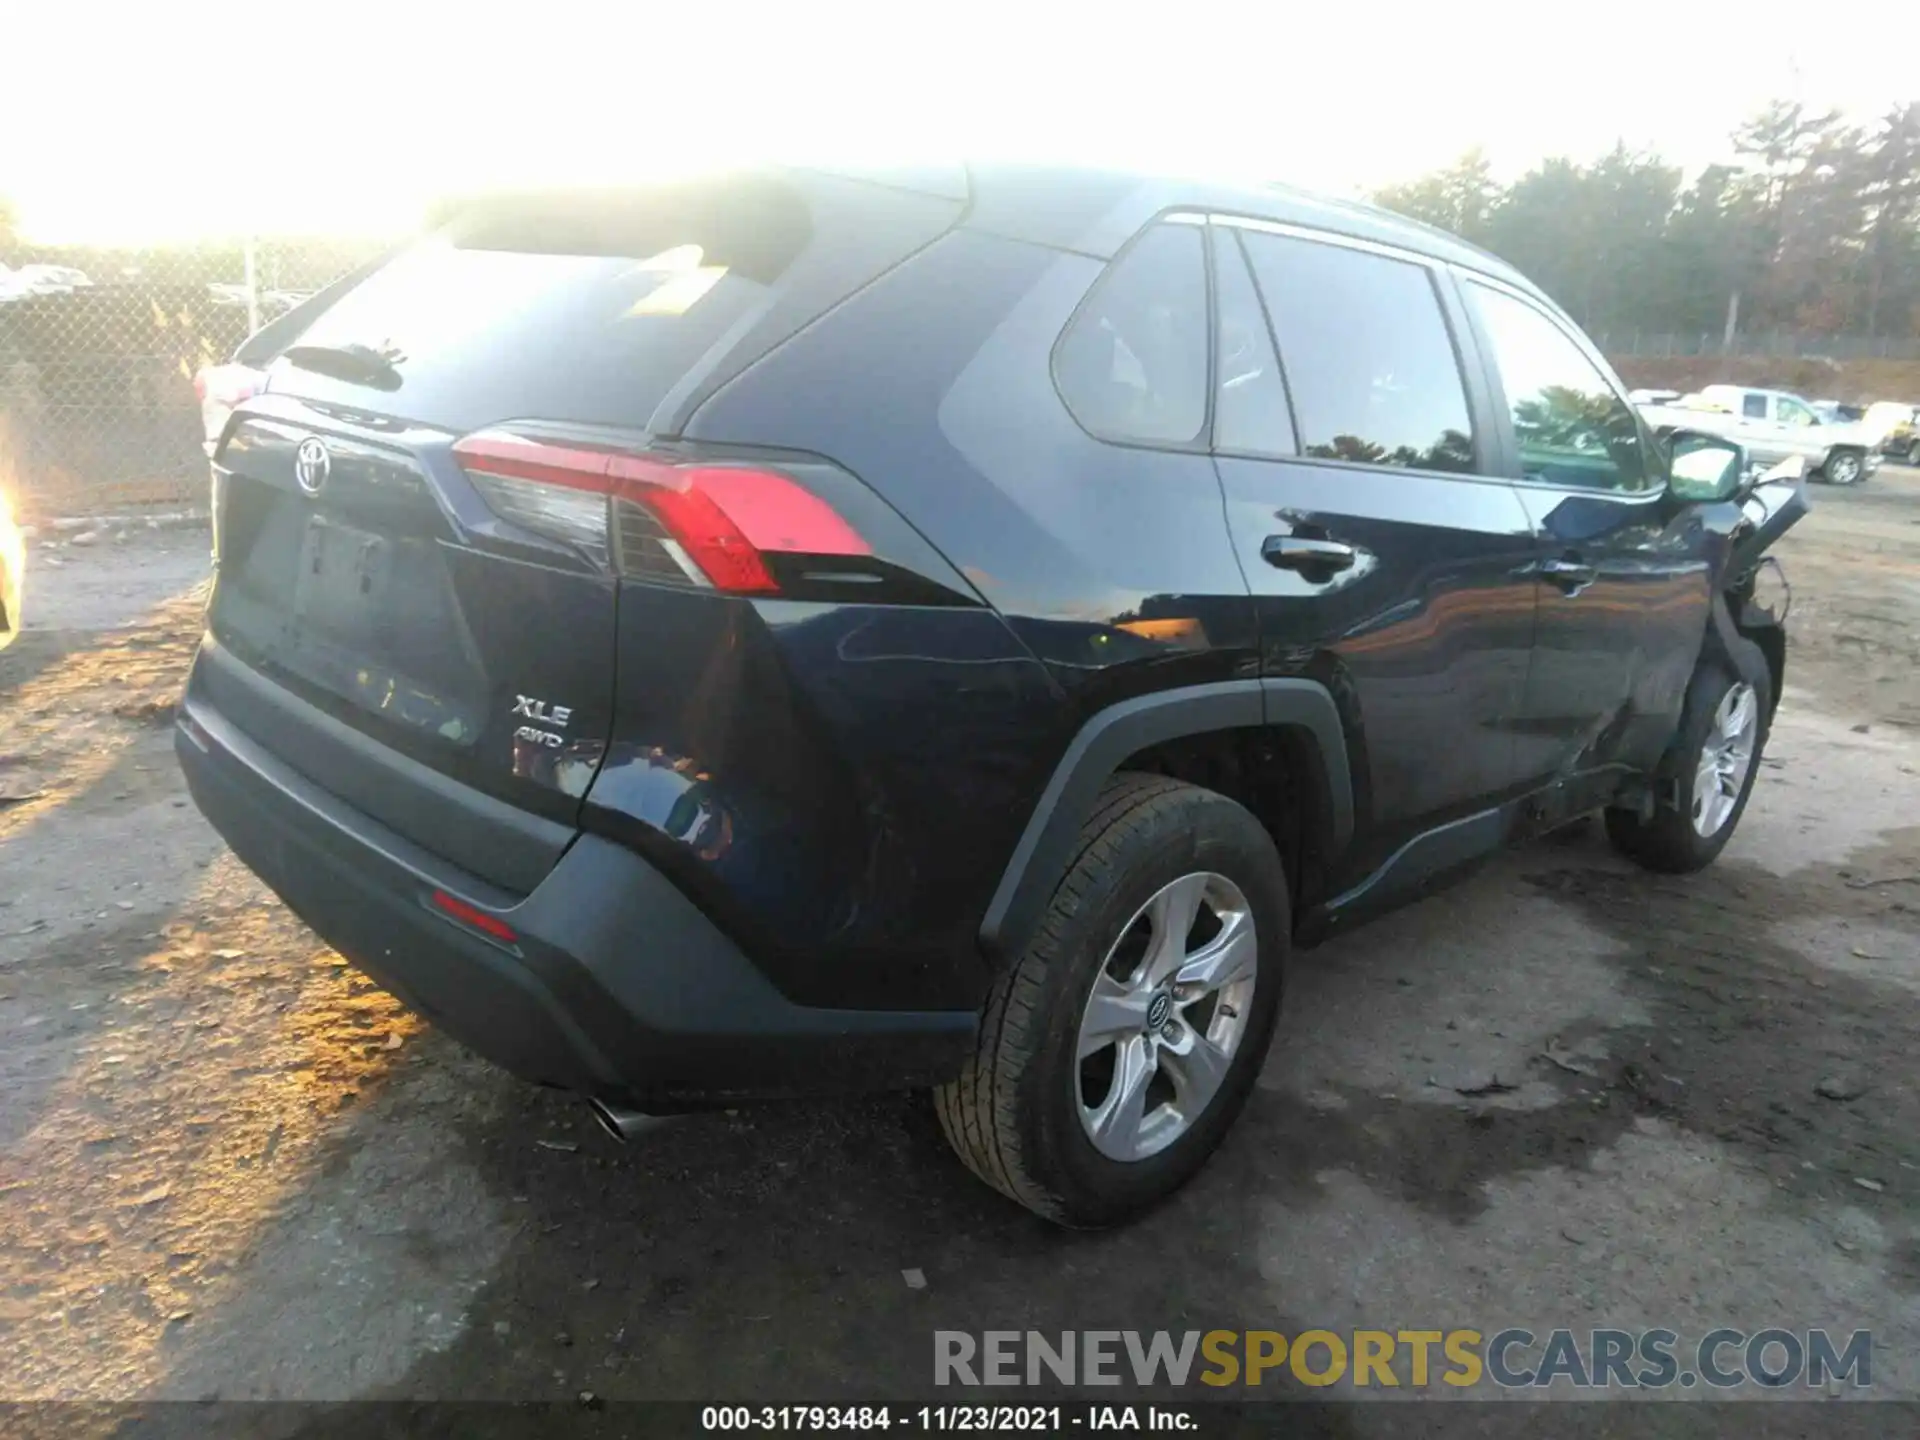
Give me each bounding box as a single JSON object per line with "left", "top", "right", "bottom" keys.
{"left": 1736, "top": 617, "right": 1786, "bottom": 723}
{"left": 1822, "top": 443, "right": 1866, "bottom": 481}
{"left": 1703, "top": 589, "right": 1779, "bottom": 718}
{"left": 978, "top": 679, "right": 1354, "bottom": 966}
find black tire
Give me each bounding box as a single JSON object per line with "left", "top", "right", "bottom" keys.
{"left": 1823, "top": 448, "right": 1866, "bottom": 486}
{"left": 1907, "top": 438, "right": 1920, "bottom": 467}
{"left": 935, "top": 774, "right": 1287, "bottom": 1227}
{"left": 1604, "top": 639, "right": 1772, "bottom": 874}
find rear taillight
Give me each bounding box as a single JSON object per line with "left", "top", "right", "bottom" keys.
{"left": 452, "top": 430, "right": 870, "bottom": 594}
{"left": 193, "top": 363, "right": 264, "bottom": 452}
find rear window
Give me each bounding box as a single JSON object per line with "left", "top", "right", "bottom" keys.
{"left": 263, "top": 173, "right": 955, "bottom": 436}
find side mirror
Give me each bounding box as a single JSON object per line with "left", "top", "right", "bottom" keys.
{"left": 1667, "top": 430, "right": 1746, "bottom": 503}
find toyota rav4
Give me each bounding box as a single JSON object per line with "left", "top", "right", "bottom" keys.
{"left": 177, "top": 165, "right": 1807, "bottom": 1227}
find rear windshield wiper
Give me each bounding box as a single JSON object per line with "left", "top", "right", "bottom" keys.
{"left": 280, "top": 342, "right": 404, "bottom": 391}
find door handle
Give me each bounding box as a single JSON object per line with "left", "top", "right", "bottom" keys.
{"left": 1263, "top": 535, "right": 1357, "bottom": 575}
{"left": 1539, "top": 556, "right": 1598, "bottom": 595}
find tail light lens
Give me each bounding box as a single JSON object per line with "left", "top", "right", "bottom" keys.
{"left": 193, "top": 363, "right": 264, "bottom": 452}
{"left": 452, "top": 430, "right": 870, "bottom": 594}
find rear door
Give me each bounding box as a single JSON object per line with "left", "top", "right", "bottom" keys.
{"left": 1209, "top": 219, "right": 1539, "bottom": 880}
{"left": 205, "top": 171, "right": 964, "bottom": 877}
{"left": 1459, "top": 275, "right": 1713, "bottom": 782}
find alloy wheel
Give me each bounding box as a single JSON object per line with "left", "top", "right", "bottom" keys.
{"left": 1691, "top": 681, "right": 1758, "bottom": 837}
{"left": 1828, "top": 452, "right": 1863, "bottom": 485}
{"left": 1074, "top": 872, "right": 1258, "bottom": 1162}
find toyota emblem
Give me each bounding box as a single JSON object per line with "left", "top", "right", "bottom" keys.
{"left": 1145, "top": 992, "right": 1173, "bottom": 1031}
{"left": 294, "top": 436, "right": 332, "bottom": 496}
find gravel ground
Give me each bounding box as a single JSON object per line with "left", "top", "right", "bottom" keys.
{"left": 3, "top": 478, "right": 1920, "bottom": 1422}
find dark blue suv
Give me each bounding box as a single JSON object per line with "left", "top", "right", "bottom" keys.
{"left": 178, "top": 165, "right": 1805, "bottom": 1225}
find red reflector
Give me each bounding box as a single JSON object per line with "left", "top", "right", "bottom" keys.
{"left": 453, "top": 431, "right": 871, "bottom": 595}
{"left": 429, "top": 889, "right": 519, "bottom": 943}
{"left": 177, "top": 711, "right": 212, "bottom": 752}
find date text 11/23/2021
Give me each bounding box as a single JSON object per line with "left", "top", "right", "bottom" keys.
{"left": 701, "top": 1406, "right": 1194, "bottom": 1431}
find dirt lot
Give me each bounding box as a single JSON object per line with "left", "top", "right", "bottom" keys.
{"left": 4, "top": 475, "right": 1920, "bottom": 1422}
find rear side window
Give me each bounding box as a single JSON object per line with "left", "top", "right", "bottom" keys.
{"left": 1743, "top": 394, "right": 1768, "bottom": 419}
{"left": 1238, "top": 230, "right": 1474, "bottom": 474}
{"left": 1054, "top": 223, "right": 1209, "bottom": 446}
{"left": 1466, "top": 282, "right": 1651, "bottom": 493}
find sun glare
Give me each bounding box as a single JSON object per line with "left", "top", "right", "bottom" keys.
{"left": 1, "top": 3, "right": 1907, "bottom": 246}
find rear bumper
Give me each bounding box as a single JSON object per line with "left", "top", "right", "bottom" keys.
{"left": 175, "top": 658, "right": 976, "bottom": 1109}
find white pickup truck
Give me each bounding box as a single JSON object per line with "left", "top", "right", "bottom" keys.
{"left": 1636, "top": 384, "right": 1881, "bottom": 486}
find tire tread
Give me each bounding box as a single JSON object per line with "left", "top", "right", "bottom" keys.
{"left": 935, "top": 774, "right": 1197, "bottom": 1221}
{"left": 1606, "top": 639, "right": 1771, "bottom": 873}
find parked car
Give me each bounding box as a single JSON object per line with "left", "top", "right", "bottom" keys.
{"left": 207, "top": 283, "right": 313, "bottom": 320}
{"left": 176, "top": 166, "right": 1807, "bottom": 1226}
{"left": 1862, "top": 401, "right": 1919, "bottom": 464}
{"left": 0, "top": 263, "right": 94, "bottom": 298}
{"left": 0, "top": 486, "right": 22, "bottom": 652}
{"left": 1637, "top": 384, "right": 1879, "bottom": 485}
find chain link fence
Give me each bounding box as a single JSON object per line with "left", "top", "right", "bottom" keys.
{"left": 1594, "top": 330, "right": 1920, "bottom": 361}
{"left": 0, "top": 238, "right": 380, "bottom": 517}
{"left": 7, "top": 232, "right": 1920, "bottom": 518}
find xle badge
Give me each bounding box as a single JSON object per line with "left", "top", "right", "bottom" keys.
{"left": 512, "top": 694, "right": 573, "bottom": 749}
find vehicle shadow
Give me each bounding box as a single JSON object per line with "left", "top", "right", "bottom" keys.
{"left": 314, "top": 815, "right": 1920, "bottom": 1407}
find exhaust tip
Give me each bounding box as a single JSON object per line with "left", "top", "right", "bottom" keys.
{"left": 587, "top": 1097, "right": 673, "bottom": 1144}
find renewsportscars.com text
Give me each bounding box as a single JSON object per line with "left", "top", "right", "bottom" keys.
{"left": 934, "top": 1328, "right": 1872, "bottom": 1391}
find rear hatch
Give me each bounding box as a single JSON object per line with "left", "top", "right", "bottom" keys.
{"left": 203, "top": 168, "right": 966, "bottom": 891}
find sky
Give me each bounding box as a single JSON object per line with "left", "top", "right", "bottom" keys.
{"left": 4, "top": 1, "right": 1912, "bottom": 245}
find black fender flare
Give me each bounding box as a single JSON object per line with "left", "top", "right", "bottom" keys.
{"left": 977, "top": 678, "right": 1354, "bottom": 964}
{"left": 1705, "top": 588, "right": 1780, "bottom": 719}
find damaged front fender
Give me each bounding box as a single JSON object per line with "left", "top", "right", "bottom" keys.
{"left": 1719, "top": 455, "right": 1810, "bottom": 719}
{"left": 1728, "top": 457, "right": 1812, "bottom": 583}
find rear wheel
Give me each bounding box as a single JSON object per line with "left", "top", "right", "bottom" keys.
{"left": 935, "top": 774, "right": 1287, "bottom": 1227}
{"left": 1605, "top": 644, "right": 1771, "bottom": 873}
{"left": 1824, "top": 448, "right": 1865, "bottom": 486}
{"left": 1906, "top": 438, "right": 1920, "bottom": 467}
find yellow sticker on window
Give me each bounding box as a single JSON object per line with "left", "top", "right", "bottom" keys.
{"left": 624, "top": 244, "right": 728, "bottom": 317}
{"left": 628, "top": 267, "right": 727, "bottom": 316}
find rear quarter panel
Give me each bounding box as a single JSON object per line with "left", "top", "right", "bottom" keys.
{"left": 631, "top": 227, "right": 1259, "bottom": 1004}
{"left": 583, "top": 584, "right": 1061, "bottom": 1011}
